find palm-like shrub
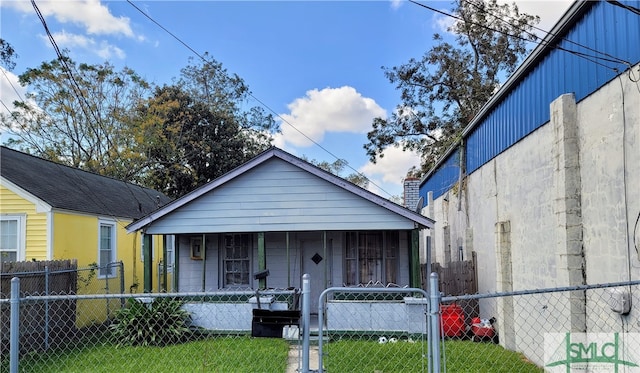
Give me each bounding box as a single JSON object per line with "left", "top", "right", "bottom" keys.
{"left": 109, "top": 297, "right": 192, "bottom": 347}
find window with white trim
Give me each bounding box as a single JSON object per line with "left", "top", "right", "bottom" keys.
{"left": 344, "top": 231, "right": 398, "bottom": 286}
{"left": 98, "top": 220, "right": 116, "bottom": 277}
{"left": 223, "top": 234, "right": 251, "bottom": 287}
{"left": 0, "top": 215, "right": 25, "bottom": 262}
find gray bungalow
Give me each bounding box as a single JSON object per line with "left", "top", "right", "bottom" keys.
{"left": 127, "top": 147, "right": 434, "bottom": 310}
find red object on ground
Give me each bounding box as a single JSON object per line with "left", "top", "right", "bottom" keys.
{"left": 440, "top": 304, "right": 465, "bottom": 337}
{"left": 471, "top": 317, "right": 495, "bottom": 338}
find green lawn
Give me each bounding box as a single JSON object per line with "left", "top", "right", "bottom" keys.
{"left": 3, "top": 336, "right": 289, "bottom": 373}
{"left": 2, "top": 335, "right": 543, "bottom": 373}
{"left": 324, "top": 339, "right": 543, "bottom": 373}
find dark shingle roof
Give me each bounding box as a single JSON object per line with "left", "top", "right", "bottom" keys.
{"left": 1, "top": 146, "right": 172, "bottom": 219}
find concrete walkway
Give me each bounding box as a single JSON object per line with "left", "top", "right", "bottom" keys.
{"left": 286, "top": 344, "right": 320, "bottom": 373}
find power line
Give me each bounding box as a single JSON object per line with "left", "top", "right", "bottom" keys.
{"left": 1, "top": 68, "right": 25, "bottom": 102}
{"left": 606, "top": 0, "right": 640, "bottom": 16}
{"left": 461, "top": 0, "right": 632, "bottom": 69}
{"left": 27, "top": 0, "right": 151, "bottom": 226}
{"left": 409, "top": 0, "right": 629, "bottom": 73}
{"left": 125, "top": 1, "right": 394, "bottom": 197}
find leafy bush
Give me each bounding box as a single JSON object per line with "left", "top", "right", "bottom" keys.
{"left": 109, "top": 297, "right": 192, "bottom": 347}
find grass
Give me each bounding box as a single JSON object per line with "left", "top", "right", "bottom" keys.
{"left": 3, "top": 334, "right": 543, "bottom": 373}
{"left": 324, "top": 338, "right": 544, "bottom": 373}
{"left": 3, "top": 336, "right": 289, "bottom": 373}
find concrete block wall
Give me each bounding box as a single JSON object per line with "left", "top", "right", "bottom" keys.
{"left": 423, "top": 64, "right": 640, "bottom": 361}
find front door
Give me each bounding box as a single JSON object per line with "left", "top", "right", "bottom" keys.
{"left": 300, "top": 234, "right": 330, "bottom": 313}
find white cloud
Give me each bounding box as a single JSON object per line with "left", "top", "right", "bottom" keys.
{"left": 360, "top": 145, "right": 420, "bottom": 183}
{"left": 430, "top": 0, "right": 573, "bottom": 36}
{"left": 0, "top": 67, "right": 40, "bottom": 134}
{"left": 3, "top": 0, "right": 134, "bottom": 37}
{"left": 506, "top": 1, "right": 574, "bottom": 32}
{"left": 274, "top": 86, "right": 386, "bottom": 148}
{"left": 359, "top": 145, "right": 421, "bottom": 195}
{"left": 43, "top": 31, "right": 126, "bottom": 60}
{"left": 0, "top": 68, "right": 27, "bottom": 114}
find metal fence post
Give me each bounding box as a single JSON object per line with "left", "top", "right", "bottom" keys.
{"left": 119, "top": 261, "right": 125, "bottom": 307}
{"left": 429, "top": 272, "right": 441, "bottom": 373}
{"left": 10, "top": 277, "right": 20, "bottom": 373}
{"left": 45, "top": 265, "right": 50, "bottom": 350}
{"left": 301, "top": 273, "right": 310, "bottom": 373}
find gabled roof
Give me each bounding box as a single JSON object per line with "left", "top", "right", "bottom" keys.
{"left": 0, "top": 146, "right": 172, "bottom": 219}
{"left": 127, "top": 147, "right": 434, "bottom": 233}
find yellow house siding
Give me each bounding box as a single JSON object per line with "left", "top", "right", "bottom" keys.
{"left": 0, "top": 185, "right": 48, "bottom": 260}
{"left": 52, "top": 211, "right": 164, "bottom": 293}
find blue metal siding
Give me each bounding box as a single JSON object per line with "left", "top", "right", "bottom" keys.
{"left": 420, "top": 151, "right": 459, "bottom": 200}
{"left": 463, "top": 0, "right": 640, "bottom": 174}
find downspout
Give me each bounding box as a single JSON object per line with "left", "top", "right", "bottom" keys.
{"left": 457, "top": 142, "right": 465, "bottom": 212}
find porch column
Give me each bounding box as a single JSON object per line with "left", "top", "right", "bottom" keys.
{"left": 410, "top": 229, "right": 421, "bottom": 288}
{"left": 143, "top": 233, "right": 152, "bottom": 293}
{"left": 258, "top": 232, "right": 266, "bottom": 289}
{"left": 162, "top": 235, "right": 168, "bottom": 292}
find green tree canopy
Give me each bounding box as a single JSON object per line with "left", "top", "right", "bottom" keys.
{"left": 133, "top": 55, "right": 276, "bottom": 198}
{"left": 0, "top": 38, "right": 17, "bottom": 70}
{"left": 1, "top": 57, "right": 152, "bottom": 180}
{"left": 365, "top": 0, "right": 539, "bottom": 173}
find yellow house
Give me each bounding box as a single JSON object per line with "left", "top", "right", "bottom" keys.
{"left": 0, "top": 146, "right": 173, "bottom": 295}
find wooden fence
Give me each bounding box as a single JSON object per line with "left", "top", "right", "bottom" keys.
{"left": 425, "top": 251, "right": 478, "bottom": 296}
{"left": 1, "top": 259, "right": 78, "bottom": 354}
{"left": 421, "top": 252, "right": 479, "bottom": 320}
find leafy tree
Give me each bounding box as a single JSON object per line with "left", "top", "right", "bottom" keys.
{"left": 0, "top": 38, "right": 17, "bottom": 70}
{"left": 1, "top": 57, "right": 151, "bottom": 180}
{"left": 365, "top": 0, "right": 539, "bottom": 173}
{"left": 133, "top": 55, "right": 276, "bottom": 198}
{"left": 306, "top": 157, "right": 369, "bottom": 189}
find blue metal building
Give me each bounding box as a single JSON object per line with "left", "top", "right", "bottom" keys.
{"left": 420, "top": 0, "right": 640, "bottom": 199}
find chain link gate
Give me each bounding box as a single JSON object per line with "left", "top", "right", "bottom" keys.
{"left": 317, "top": 286, "right": 432, "bottom": 373}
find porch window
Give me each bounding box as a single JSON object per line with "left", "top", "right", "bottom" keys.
{"left": 223, "top": 234, "right": 251, "bottom": 287}
{"left": 98, "top": 220, "right": 116, "bottom": 278}
{"left": 0, "top": 215, "right": 24, "bottom": 262}
{"left": 345, "top": 231, "right": 398, "bottom": 286}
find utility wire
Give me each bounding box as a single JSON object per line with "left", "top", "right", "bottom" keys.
{"left": 125, "top": 1, "right": 392, "bottom": 197}
{"left": 462, "top": 0, "right": 633, "bottom": 69}
{"left": 606, "top": 0, "right": 640, "bottom": 16}
{"left": 1, "top": 68, "right": 25, "bottom": 102}
{"left": 29, "top": 0, "right": 150, "bottom": 228}
{"left": 410, "top": 0, "right": 628, "bottom": 72}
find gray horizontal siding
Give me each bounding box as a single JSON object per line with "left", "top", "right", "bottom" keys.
{"left": 145, "top": 159, "right": 417, "bottom": 234}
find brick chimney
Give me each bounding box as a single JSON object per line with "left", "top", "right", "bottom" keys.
{"left": 403, "top": 177, "right": 420, "bottom": 210}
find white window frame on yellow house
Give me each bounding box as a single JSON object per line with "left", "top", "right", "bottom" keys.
{"left": 0, "top": 214, "right": 26, "bottom": 262}
{"left": 98, "top": 219, "right": 117, "bottom": 278}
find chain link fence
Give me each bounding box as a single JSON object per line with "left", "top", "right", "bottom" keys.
{"left": 2, "top": 273, "right": 640, "bottom": 372}
{"left": 318, "top": 287, "right": 431, "bottom": 373}
{"left": 441, "top": 281, "right": 640, "bottom": 372}
{"left": 1, "top": 282, "right": 299, "bottom": 373}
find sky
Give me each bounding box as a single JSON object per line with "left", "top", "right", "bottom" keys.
{"left": 0, "top": 0, "right": 573, "bottom": 199}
